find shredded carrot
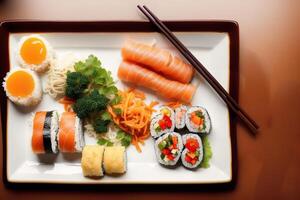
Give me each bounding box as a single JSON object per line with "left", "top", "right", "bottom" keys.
{"left": 59, "top": 96, "right": 74, "bottom": 112}
{"left": 108, "top": 89, "right": 158, "bottom": 152}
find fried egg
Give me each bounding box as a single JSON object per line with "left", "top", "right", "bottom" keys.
{"left": 2, "top": 68, "right": 42, "bottom": 106}
{"left": 17, "top": 34, "right": 54, "bottom": 73}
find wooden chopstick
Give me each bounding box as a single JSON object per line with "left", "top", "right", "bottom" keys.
{"left": 141, "top": 5, "right": 258, "bottom": 129}
{"left": 137, "top": 5, "right": 259, "bottom": 133}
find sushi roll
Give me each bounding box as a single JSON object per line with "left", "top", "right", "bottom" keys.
{"left": 154, "top": 132, "right": 183, "bottom": 166}
{"left": 103, "top": 146, "right": 127, "bottom": 174}
{"left": 81, "top": 145, "right": 105, "bottom": 177}
{"left": 185, "top": 106, "right": 211, "bottom": 134}
{"left": 150, "top": 106, "right": 175, "bottom": 138}
{"left": 58, "top": 112, "right": 85, "bottom": 153}
{"left": 175, "top": 105, "right": 187, "bottom": 129}
{"left": 181, "top": 134, "right": 203, "bottom": 169}
{"left": 31, "top": 111, "right": 59, "bottom": 154}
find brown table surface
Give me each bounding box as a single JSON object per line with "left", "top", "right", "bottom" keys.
{"left": 1, "top": 0, "right": 299, "bottom": 199}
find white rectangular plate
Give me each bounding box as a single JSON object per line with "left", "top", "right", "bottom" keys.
{"left": 1, "top": 21, "right": 238, "bottom": 184}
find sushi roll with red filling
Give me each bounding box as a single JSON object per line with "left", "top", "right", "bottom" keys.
{"left": 150, "top": 106, "right": 175, "bottom": 138}
{"left": 181, "top": 133, "right": 203, "bottom": 169}
{"left": 154, "top": 132, "right": 183, "bottom": 166}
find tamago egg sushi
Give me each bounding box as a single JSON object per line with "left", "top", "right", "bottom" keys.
{"left": 2, "top": 68, "right": 42, "bottom": 106}
{"left": 17, "top": 34, "right": 54, "bottom": 73}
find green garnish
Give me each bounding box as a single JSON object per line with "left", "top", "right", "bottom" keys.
{"left": 116, "top": 130, "right": 125, "bottom": 139}
{"left": 121, "top": 135, "right": 131, "bottom": 147}
{"left": 97, "top": 138, "right": 113, "bottom": 146}
{"left": 74, "top": 55, "right": 117, "bottom": 97}
{"left": 65, "top": 72, "right": 89, "bottom": 99}
{"left": 116, "top": 130, "right": 132, "bottom": 147}
{"left": 72, "top": 90, "right": 109, "bottom": 119}
{"left": 113, "top": 108, "right": 122, "bottom": 116}
{"left": 93, "top": 117, "right": 110, "bottom": 133}
{"left": 160, "top": 153, "right": 165, "bottom": 160}
{"left": 111, "top": 95, "right": 122, "bottom": 105}
{"left": 200, "top": 136, "right": 213, "bottom": 168}
{"left": 106, "top": 141, "right": 114, "bottom": 146}
{"left": 97, "top": 138, "right": 107, "bottom": 145}
{"left": 101, "top": 111, "right": 112, "bottom": 121}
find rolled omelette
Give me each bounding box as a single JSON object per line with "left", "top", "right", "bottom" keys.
{"left": 103, "top": 146, "right": 126, "bottom": 174}
{"left": 81, "top": 145, "right": 105, "bottom": 177}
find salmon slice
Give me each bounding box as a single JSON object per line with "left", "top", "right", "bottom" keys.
{"left": 121, "top": 40, "right": 194, "bottom": 84}
{"left": 58, "top": 112, "right": 76, "bottom": 153}
{"left": 32, "top": 111, "right": 47, "bottom": 153}
{"left": 118, "top": 61, "right": 196, "bottom": 103}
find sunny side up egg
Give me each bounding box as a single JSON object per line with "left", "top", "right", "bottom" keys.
{"left": 17, "top": 34, "right": 54, "bottom": 73}
{"left": 2, "top": 68, "right": 42, "bottom": 106}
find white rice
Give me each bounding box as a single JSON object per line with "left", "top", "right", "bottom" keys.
{"left": 75, "top": 116, "right": 85, "bottom": 152}
{"left": 50, "top": 111, "right": 59, "bottom": 153}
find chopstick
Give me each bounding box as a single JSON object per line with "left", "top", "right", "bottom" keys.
{"left": 137, "top": 5, "right": 259, "bottom": 133}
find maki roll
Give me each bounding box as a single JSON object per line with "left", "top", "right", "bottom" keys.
{"left": 154, "top": 132, "right": 183, "bottom": 166}
{"left": 181, "top": 134, "right": 203, "bottom": 169}
{"left": 31, "top": 111, "right": 59, "bottom": 154}
{"left": 58, "top": 112, "right": 85, "bottom": 153}
{"left": 81, "top": 145, "right": 105, "bottom": 177}
{"left": 175, "top": 105, "right": 187, "bottom": 129}
{"left": 150, "top": 106, "right": 175, "bottom": 138}
{"left": 185, "top": 106, "right": 211, "bottom": 134}
{"left": 103, "top": 146, "right": 127, "bottom": 174}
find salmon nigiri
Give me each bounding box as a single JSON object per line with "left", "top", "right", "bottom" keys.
{"left": 118, "top": 61, "right": 196, "bottom": 103}
{"left": 121, "top": 40, "right": 194, "bottom": 84}
{"left": 58, "top": 112, "right": 84, "bottom": 153}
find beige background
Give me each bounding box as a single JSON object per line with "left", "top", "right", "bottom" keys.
{"left": 1, "top": 0, "right": 300, "bottom": 199}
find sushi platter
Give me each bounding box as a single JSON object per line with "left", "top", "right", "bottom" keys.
{"left": 0, "top": 21, "right": 238, "bottom": 184}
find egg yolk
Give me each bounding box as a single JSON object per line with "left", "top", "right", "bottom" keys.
{"left": 6, "top": 71, "right": 35, "bottom": 97}
{"left": 20, "top": 37, "right": 47, "bottom": 65}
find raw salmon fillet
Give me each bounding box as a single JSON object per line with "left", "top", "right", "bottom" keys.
{"left": 121, "top": 40, "right": 194, "bottom": 84}
{"left": 118, "top": 61, "right": 196, "bottom": 103}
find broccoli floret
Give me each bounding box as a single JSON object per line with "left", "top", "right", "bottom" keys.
{"left": 72, "top": 90, "right": 109, "bottom": 119}
{"left": 93, "top": 118, "right": 110, "bottom": 133}
{"left": 65, "top": 72, "right": 89, "bottom": 99}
